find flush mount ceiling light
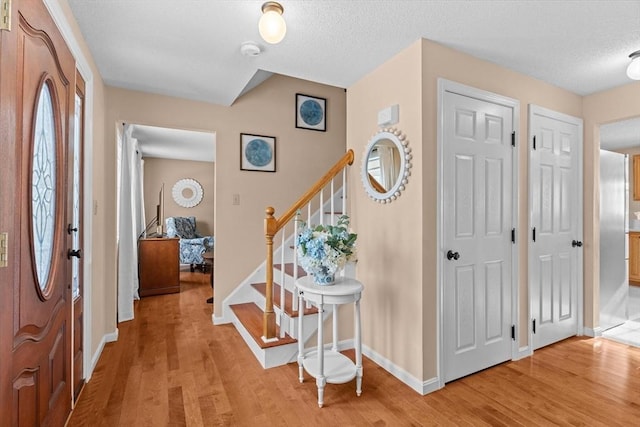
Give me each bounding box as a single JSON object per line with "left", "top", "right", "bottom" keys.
{"left": 627, "top": 50, "right": 640, "bottom": 80}
{"left": 259, "top": 1, "right": 286, "bottom": 44}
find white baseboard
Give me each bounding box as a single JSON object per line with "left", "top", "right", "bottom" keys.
{"left": 87, "top": 329, "right": 119, "bottom": 382}
{"left": 514, "top": 345, "right": 532, "bottom": 360}
{"left": 362, "top": 344, "right": 441, "bottom": 396}
{"left": 583, "top": 326, "right": 603, "bottom": 337}
{"left": 213, "top": 313, "right": 231, "bottom": 325}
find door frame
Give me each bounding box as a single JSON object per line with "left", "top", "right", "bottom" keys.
{"left": 436, "top": 78, "right": 521, "bottom": 388}
{"left": 527, "top": 104, "right": 584, "bottom": 351}
{"left": 45, "top": 0, "right": 98, "bottom": 387}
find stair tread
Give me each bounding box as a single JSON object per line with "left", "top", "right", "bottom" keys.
{"left": 230, "top": 303, "right": 297, "bottom": 349}
{"left": 274, "top": 263, "right": 308, "bottom": 278}
{"left": 251, "top": 282, "right": 319, "bottom": 317}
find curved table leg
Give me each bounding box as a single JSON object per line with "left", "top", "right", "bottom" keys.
{"left": 298, "top": 290, "right": 305, "bottom": 383}
{"left": 355, "top": 298, "right": 362, "bottom": 396}
{"left": 317, "top": 301, "right": 324, "bottom": 407}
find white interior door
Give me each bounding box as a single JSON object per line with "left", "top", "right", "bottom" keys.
{"left": 442, "top": 86, "right": 516, "bottom": 383}
{"left": 529, "top": 105, "right": 583, "bottom": 350}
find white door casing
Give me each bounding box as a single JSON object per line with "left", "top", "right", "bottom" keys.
{"left": 528, "top": 105, "right": 583, "bottom": 351}
{"left": 438, "top": 80, "right": 519, "bottom": 384}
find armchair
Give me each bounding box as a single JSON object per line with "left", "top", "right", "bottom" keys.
{"left": 165, "top": 216, "right": 214, "bottom": 271}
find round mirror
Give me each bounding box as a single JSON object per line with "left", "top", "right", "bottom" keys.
{"left": 361, "top": 128, "right": 412, "bottom": 203}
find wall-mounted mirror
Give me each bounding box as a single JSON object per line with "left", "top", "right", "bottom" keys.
{"left": 361, "top": 127, "right": 412, "bottom": 203}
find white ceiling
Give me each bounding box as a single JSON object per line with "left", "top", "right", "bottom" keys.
{"left": 131, "top": 124, "right": 216, "bottom": 162}
{"left": 600, "top": 117, "right": 640, "bottom": 150}
{"left": 67, "top": 1, "right": 640, "bottom": 153}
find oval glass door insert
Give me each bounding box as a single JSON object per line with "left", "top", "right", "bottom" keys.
{"left": 32, "top": 83, "right": 56, "bottom": 290}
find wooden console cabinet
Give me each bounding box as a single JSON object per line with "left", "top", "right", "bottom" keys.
{"left": 138, "top": 237, "right": 180, "bottom": 296}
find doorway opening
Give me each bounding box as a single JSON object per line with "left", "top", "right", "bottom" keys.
{"left": 599, "top": 117, "right": 640, "bottom": 347}
{"left": 116, "top": 124, "right": 216, "bottom": 322}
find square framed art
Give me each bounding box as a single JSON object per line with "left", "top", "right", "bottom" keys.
{"left": 240, "top": 133, "right": 276, "bottom": 172}
{"left": 296, "top": 93, "right": 326, "bottom": 132}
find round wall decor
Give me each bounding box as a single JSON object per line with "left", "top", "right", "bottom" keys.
{"left": 172, "top": 178, "right": 203, "bottom": 208}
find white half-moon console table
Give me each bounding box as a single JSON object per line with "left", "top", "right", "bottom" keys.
{"left": 296, "top": 276, "right": 364, "bottom": 408}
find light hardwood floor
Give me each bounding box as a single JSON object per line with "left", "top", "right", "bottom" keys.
{"left": 68, "top": 271, "right": 640, "bottom": 426}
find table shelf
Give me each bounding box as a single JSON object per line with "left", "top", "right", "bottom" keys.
{"left": 302, "top": 350, "right": 357, "bottom": 384}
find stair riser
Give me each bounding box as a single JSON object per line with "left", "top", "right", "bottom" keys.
{"left": 230, "top": 311, "right": 299, "bottom": 368}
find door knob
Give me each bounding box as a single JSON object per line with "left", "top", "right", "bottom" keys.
{"left": 447, "top": 250, "right": 460, "bottom": 261}
{"left": 572, "top": 240, "right": 583, "bottom": 248}
{"left": 67, "top": 224, "right": 78, "bottom": 234}
{"left": 67, "top": 249, "right": 82, "bottom": 259}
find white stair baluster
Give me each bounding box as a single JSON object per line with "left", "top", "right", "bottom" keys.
{"left": 293, "top": 212, "right": 299, "bottom": 312}
{"left": 280, "top": 228, "right": 286, "bottom": 338}
{"left": 319, "top": 190, "right": 324, "bottom": 226}
{"left": 330, "top": 179, "right": 335, "bottom": 225}
{"left": 342, "top": 170, "right": 347, "bottom": 217}
{"left": 306, "top": 200, "right": 312, "bottom": 311}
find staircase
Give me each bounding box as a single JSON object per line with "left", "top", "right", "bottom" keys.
{"left": 221, "top": 150, "right": 354, "bottom": 368}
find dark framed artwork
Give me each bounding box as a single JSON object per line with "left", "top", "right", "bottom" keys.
{"left": 240, "top": 133, "right": 276, "bottom": 172}
{"left": 296, "top": 93, "right": 326, "bottom": 132}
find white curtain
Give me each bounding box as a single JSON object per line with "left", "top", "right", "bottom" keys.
{"left": 378, "top": 143, "right": 400, "bottom": 190}
{"left": 117, "top": 124, "right": 145, "bottom": 322}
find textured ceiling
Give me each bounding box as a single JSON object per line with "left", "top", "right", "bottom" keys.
{"left": 131, "top": 124, "right": 216, "bottom": 162}
{"left": 68, "top": 0, "right": 640, "bottom": 107}
{"left": 68, "top": 1, "right": 640, "bottom": 155}
{"left": 600, "top": 117, "right": 640, "bottom": 151}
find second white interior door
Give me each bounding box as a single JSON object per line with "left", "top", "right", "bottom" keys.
{"left": 529, "top": 105, "right": 583, "bottom": 350}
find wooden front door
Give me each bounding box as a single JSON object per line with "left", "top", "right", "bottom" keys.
{"left": 0, "top": 0, "right": 76, "bottom": 425}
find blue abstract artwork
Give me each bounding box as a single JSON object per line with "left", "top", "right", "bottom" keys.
{"left": 245, "top": 138, "right": 272, "bottom": 167}
{"left": 240, "top": 133, "right": 276, "bottom": 172}
{"left": 296, "top": 94, "right": 326, "bottom": 131}
{"left": 299, "top": 100, "right": 323, "bottom": 126}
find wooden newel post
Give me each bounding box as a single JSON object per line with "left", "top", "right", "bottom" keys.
{"left": 263, "top": 206, "right": 277, "bottom": 340}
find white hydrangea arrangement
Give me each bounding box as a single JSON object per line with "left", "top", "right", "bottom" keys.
{"left": 296, "top": 215, "right": 357, "bottom": 285}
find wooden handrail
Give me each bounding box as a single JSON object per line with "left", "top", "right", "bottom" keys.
{"left": 262, "top": 149, "right": 354, "bottom": 341}
{"left": 274, "top": 149, "right": 354, "bottom": 231}
{"left": 367, "top": 173, "right": 387, "bottom": 194}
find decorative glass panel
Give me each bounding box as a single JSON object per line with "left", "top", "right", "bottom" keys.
{"left": 32, "top": 83, "right": 56, "bottom": 290}
{"left": 72, "top": 93, "right": 82, "bottom": 299}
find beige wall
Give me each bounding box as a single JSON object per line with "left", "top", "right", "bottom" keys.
{"left": 143, "top": 158, "right": 215, "bottom": 236}
{"left": 214, "top": 77, "right": 347, "bottom": 317}
{"left": 583, "top": 81, "right": 640, "bottom": 330}
{"left": 348, "top": 42, "right": 426, "bottom": 380}
{"left": 348, "top": 39, "right": 583, "bottom": 382}
{"left": 104, "top": 75, "right": 346, "bottom": 325}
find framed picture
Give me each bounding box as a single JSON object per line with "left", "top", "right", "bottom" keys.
{"left": 240, "top": 133, "right": 276, "bottom": 172}
{"left": 296, "top": 93, "right": 326, "bottom": 131}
